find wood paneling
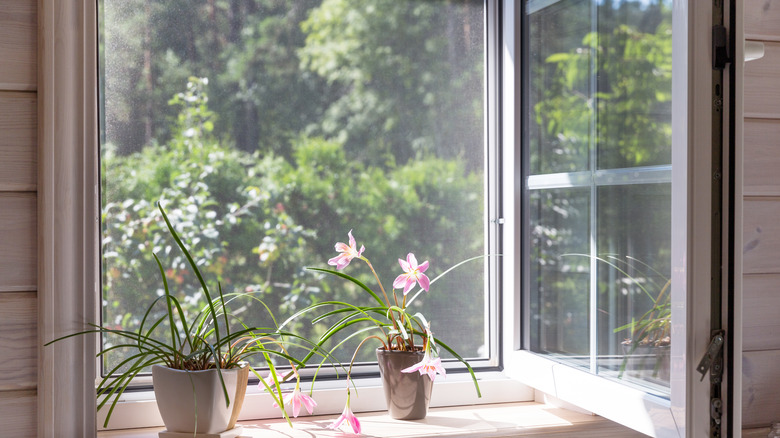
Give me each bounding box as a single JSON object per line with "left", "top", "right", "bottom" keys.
{"left": 745, "top": 427, "right": 773, "bottom": 438}
{"left": 0, "top": 292, "right": 36, "bottom": 390}
{"left": 0, "top": 390, "right": 36, "bottom": 435}
{"left": 0, "top": 91, "right": 36, "bottom": 191}
{"left": 0, "top": 193, "right": 36, "bottom": 291}
{"left": 0, "top": 0, "right": 36, "bottom": 90}
{"left": 745, "top": 41, "right": 780, "bottom": 119}
{"left": 745, "top": 119, "right": 780, "bottom": 196}
{"left": 743, "top": 198, "right": 780, "bottom": 274}
{"left": 743, "top": 274, "right": 780, "bottom": 351}
{"left": 743, "top": 350, "right": 780, "bottom": 428}
{"left": 746, "top": 0, "right": 780, "bottom": 41}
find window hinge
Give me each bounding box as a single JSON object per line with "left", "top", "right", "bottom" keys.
{"left": 696, "top": 330, "right": 725, "bottom": 382}
{"left": 699, "top": 330, "right": 726, "bottom": 437}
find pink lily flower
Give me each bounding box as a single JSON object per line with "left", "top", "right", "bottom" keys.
{"left": 392, "top": 253, "right": 430, "bottom": 295}
{"left": 328, "top": 392, "right": 361, "bottom": 434}
{"left": 274, "top": 387, "right": 317, "bottom": 418}
{"left": 328, "top": 230, "right": 365, "bottom": 269}
{"left": 259, "top": 370, "right": 286, "bottom": 391}
{"left": 402, "top": 353, "right": 446, "bottom": 381}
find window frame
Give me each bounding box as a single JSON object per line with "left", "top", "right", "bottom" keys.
{"left": 38, "top": 0, "right": 100, "bottom": 436}
{"left": 39, "top": 0, "right": 537, "bottom": 434}
{"left": 500, "top": 0, "right": 743, "bottom": 436}
{"left": 38, "top": 0, "right": 743, "bottom": 436}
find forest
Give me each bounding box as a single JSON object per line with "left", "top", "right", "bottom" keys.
{"left": 99, "top": 0, "right": 672, "bottom": 371}
{"left": 100, "top": 0, "right": 488, "bottom": 368}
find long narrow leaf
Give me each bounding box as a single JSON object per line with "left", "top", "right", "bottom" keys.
{"left": 306, "top": 267, "right": 385, "bottom": 306}
{"left": 158, "top": 202, "right": 224, "bottom": 358}
{"left": 435, "top": 337, "right": 481, "bottom": 398}
{"left": 153, "top": 253, "right": 179, "bottom": 366}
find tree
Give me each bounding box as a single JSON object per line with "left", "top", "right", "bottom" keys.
{"left": 299, "top": 0, "right": 485, "bottom": 170}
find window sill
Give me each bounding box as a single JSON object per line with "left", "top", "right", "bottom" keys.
{"left": 97, "top": 401, "right": 646, "bottom": 437}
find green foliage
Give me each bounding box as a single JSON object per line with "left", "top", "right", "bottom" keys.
{"left": 533, "top": 4, "right": 672, "bottom": 173}
{"left": 526, "top": 1, "right": 673, "bottom": 372}
{"left": 300, "top": 0, "right": 484, "bottom": 169}
{"left": 100, "top": 0, "right": 484, "bottom": 169}
{"left": 101, "top": 80, "right": 485, "bottom": 369}
{"left": 102, "top": 0, "right": 329, "bottom": 155}
{"left": 52, "top": 203, "right": 312, "bottom": 427}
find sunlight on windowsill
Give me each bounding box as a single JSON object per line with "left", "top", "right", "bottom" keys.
{"left": 97, "top": 401, "right": 646, "bottom": 437}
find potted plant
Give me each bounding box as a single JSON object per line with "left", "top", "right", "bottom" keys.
{"left": 47, "top": 203, "right": 313, "bottom": 435}
{"left": 280, "top": 230, "right": 483, "bottom": 432}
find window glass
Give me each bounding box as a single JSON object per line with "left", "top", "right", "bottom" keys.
{"left": 528, "top": 187, "right": 590, "bottom": 363}
{"left": 524, "top": 0, "right": 672, "bottom": 392}
{"left": 99, "top": 0, "right": 487, "bottom": 372}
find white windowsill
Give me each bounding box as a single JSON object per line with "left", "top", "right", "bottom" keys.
{"left": 96, "top": 373, "right": 530, "bottom": 430}
{"left": 97, "top": 401, "right": 647, "bottom": 437}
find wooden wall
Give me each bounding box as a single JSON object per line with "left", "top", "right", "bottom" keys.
{"left": 0, "top": 0, "right": 38, "bottom": 435}
{"left": 743, "top": 0, "right": 780, "bottom": 429}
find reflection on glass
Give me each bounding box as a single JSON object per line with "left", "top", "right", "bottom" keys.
{"left": 527, "top": 0, "right": 592, "bottom": 175}
{"left": 525, "top": 0, "right": 672, "bottom": 393}
{"left": 527, "top": 0, "right": 672, "bottom": 176}
{"left": 99, "top": 0, "right": 487, "bottom": 371}
{"left": 594, "top": 3, "right": 672, "bottom": 169}
{"left": 529, "top": 188, "right": 590, "bottom": 362}
{"left": 596, "top": 184, "right": 671, "bottom": 388}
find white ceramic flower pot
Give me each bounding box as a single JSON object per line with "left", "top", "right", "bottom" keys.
{"left": 152, "top": 364, "right": 249, "bottom": 435}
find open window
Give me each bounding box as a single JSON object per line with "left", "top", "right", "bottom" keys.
{"left": 38, "top": 0, "right": 742, "bottom": 436}
{"left": 500, "top": 0, "right": 742, "bottom": 436}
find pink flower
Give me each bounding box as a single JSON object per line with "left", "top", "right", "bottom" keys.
{"left": 259, "top": 370, "right": 286, "bottom": 391}
{"left": 328, "top": 393, "right": 361, "bottom": 434}
{"left": 392, "top": 253, "right": 430, "bottom": 295}
{"left": 275, "top": 387, "right": 317, "bottom": 418}
{"left": 401, "top": 352, "right": 446, "bottom": 382}
{"left": 328, "top": 230, "right": 365, "bottom": 269}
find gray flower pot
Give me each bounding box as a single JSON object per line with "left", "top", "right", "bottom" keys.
{"left": 376, "top": 348, "right": 434, "bottom": 420}
{"left": 152, "top": 363, "right": 249, "bottom": 434}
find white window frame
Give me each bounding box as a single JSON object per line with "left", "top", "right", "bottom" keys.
{"left": 500, "top": 0, "right": 744, "bottom": 437}
{"left": 38, "top": 0, "right": 743, "bottom": 436}
{"left": 39, "top": 0, "right": 535, "bottom": 435}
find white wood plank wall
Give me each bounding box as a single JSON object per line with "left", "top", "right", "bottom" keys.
{"left": 0, "top": 0, "right": 38, "bottom": 433}
{"left": 743, "top": 0, "right": 780, "bottom": 429}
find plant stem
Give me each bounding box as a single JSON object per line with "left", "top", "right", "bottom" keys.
{"left": 348, "top": 335, "right": 387, "bottom": 378}
{"left": 362, "top": 257, "right": 401, "bottom": 333}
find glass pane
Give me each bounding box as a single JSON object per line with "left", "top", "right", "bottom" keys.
{"left": 528, "top": 188, "right": 590, "bottom": 363}
{"left": 526, "top": 0, "right": 592, "bottom": 175}
{"left": 594, "top": 2, "right": 672, "bottom": 170}
{"left": 99, "top": 0, "right": 487, "bottom": 372}
{"left": 596, "top": 183, "right": 671, "bottom": 389}
{"left": 525, "top": 0, "right": 672, "bottom": 395}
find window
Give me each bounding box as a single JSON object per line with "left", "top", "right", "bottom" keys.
{"left": 98, "top": 0, "right": 497, "bottom": 378}
{"left": 523, "top": 0, "right": 672, "bottom": 393}
{"left": 39, "top": 0, "right": 740, "bottom": 436}
{"left": 499, "top": 0, "right": 740, "bottom": 436}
